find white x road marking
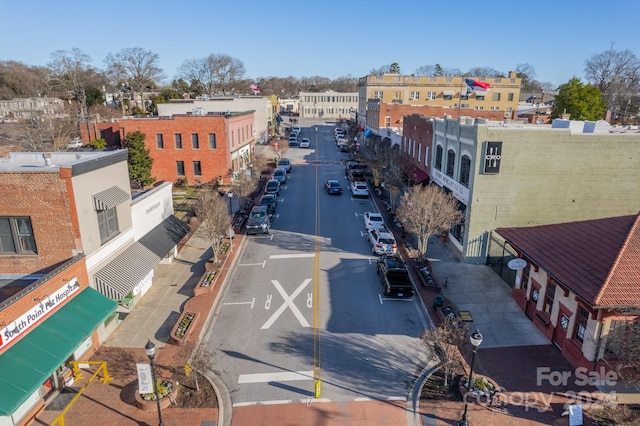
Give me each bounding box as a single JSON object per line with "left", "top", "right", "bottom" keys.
{"left": 261, "top": 279, "right": 311, "bottom": 329}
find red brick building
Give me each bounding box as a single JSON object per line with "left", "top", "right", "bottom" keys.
{"left": 401, "top": 114, "right": 434, "bottom": 185}
{"left": 81, "top": 112, "right": 256, "bottom": 185}
{"left": 367, "top": 100, "right": 506, "bottom": 135}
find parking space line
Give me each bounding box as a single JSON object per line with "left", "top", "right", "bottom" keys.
{"left": 269, "top": 254, "right": 315, "bottom": 259}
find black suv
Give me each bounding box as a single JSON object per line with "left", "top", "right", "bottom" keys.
{"left": 246, "top": 205, "right": 271, "bottom": 235}
{"left": 376, "top": 256, "right": 414, "bottom": 297}
{"left": 265, "top": 179, "right": 280, "bottom": 196}
{"left": 260, "top": 194, "right": 277, "bottom": 215}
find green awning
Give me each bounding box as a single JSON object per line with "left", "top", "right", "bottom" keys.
{"left": 0, "top": 287, "right": 116, "bottom": 416}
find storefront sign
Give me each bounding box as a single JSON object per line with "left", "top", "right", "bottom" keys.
{"left": 430, "top": 169, "right": 470, "bottom": 204}
{"left": 0, "top": 278, "right": 80, "bottom": 350}
{"left": 483, "top": 141, "right": 502, "bottom": 174}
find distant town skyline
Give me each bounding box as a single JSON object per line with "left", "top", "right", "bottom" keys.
{"left": 2, "top": 0, "right": 639, "bottom": 88}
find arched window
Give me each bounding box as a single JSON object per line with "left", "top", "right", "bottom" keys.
{"left": 435, "top": 145, "right": 443, "bottom": 170}
{"left": 446, "top": 149, "right": 455, "bottom": 177}
{"left": 460, "top": 155, "right": 471, "bottom": 187}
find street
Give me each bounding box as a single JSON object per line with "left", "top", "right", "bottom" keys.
{"left": 202, "top": 118, "right": 430, "bottom": 407}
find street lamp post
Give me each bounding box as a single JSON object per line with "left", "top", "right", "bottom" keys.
{"left": 459, "top": 329, "right": 483, "bottom": 426}
{"left": 227, "top": 191, "right": 233, "bottom": 216}
{"left": 144, "top": 339, "right": 164, "bottom": 426}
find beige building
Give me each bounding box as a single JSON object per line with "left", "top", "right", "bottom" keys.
{"left": 0, "top": 97, "right": 65, "bottom": 121}
{"left": 428, "top": 117, "right": 640, "bottom": 266}
{"left": 357, "top": 72, "right": 522, "bottom": 129}
{"left": 299, "top": 91, "right": 358, "bottom": 120}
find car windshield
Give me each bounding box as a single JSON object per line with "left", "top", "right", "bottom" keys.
{"left": 251, "top": 211, "right": 266, "bottom": 218}
{"left": 330, "top": 182, "right": 339, "bottom": 187}
{"left": 379, "top": 238, "right": 394, "bottom": 244}
{"left": 261, "top": 197, "right": 273, "bottom": 205}
{"left": 280, "top": 160, "right": 290, "bottom": 165}
{"left": 370, "top": 216, "right": 382, "bottom": 222}
{"left": 267, "top": 182, "right": 277, "bottom": 189}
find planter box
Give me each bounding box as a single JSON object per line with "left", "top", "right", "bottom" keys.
{"left": 194, "top": 270, "right": 217, "bottom": 296}
{"left": 458, "top": 374, "right": 501, "bottom": 406}
{"left": 134, "top": 380, "right": 178, "bottom": 412}
{"left": 170, "top": 312, "right": 198, "bottom": 345}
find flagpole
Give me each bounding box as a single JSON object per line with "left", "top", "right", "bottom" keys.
{"left": 458, "top": 76, "right": 465, "bottom": 120}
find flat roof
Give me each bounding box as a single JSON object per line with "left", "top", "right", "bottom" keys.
{"left": 0, "top": 150, "right": 126, "bottom": 172}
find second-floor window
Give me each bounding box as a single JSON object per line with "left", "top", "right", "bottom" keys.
{"left": 191, "top": 134, "right": 199, "bottom": 149}
{"left": 446, "top": 149, "right": 455, "bottom": 177}
{"left": 209, "top": 133, "right": 216, "bottom": 149}
{"left": 175, "top": 133, "right": 182, "bottom": 149}
{"left": 385, "top": 116, "right": 391, "bottom": 127}
{"left": 156, "top": 134, "right": 164, "bottom": 149}
{"left": 0, "top": 217, "right": 37, "bottom": 254}
{"left": 374, "top": 91, "right": 383, "bottom": 99}
{"left": 435, "top": 145, "right": 443, "bottom": 170}
{"left": 97, "top": 208, "right": 119, "bottom": 244}
{"left": 426, "top": 92, "right": 436, "bottom": 100}
{"left": 460, "top": 155, "right": 471, "bottom": 187}
{"left": 492, "top": 93, "right": 501, "bottom": 101}
{"left": 410, "top": 91, "right": 420, "bottom": 100}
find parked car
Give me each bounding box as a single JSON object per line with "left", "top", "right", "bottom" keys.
{"left": 368, "top": 228, "right": 397, "bottom": 255}
{"left": 265, "top": 179, "right": 280, "bottom": 196}
{"left": 299, "top": 138, "right": 310, "bottom": 148}
{"left": 246, "top": 205, "right": 271, "bottom": 235}
{"left": 376, "top": 256, "right": 414, "bottom": 297}
{"left": 273, "top": 167, "right": 287, "bottom": 184}
{"left": 345, "top": 161, "right": 368, "bottom": 176}
{"left": 288, "top": 135, "right": 299, "bottom": 146}
{"left": 260, "top": 194, "right": 277, "bottom": 215}
{"left": 67, "top": 138, "right": 83, "bottom": 149}
{"left": 351, "top": 181, "right": 369, "bottom": 197}
{"left": 292, "top": 126, "right": 301, "bottom": 134}
{"left": 363, "top": 211, "right": 385, "bottom": 231}
{"left": 324, "top": 180, "right": 343, "bottom": 195}
{"left": 278, "top": 158, "right": 292, "bottom": 173}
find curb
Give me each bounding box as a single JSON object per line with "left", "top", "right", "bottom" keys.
{"left": 195, "top": 232, "right": 250, "bottom": 426}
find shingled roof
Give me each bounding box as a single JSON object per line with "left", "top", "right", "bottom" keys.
{"left": 496, "top": 213, "right": 640, "bottom": 308}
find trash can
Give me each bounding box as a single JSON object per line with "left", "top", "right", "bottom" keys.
{"left": 433, "top": 295, "right": 444, "bottom": 310}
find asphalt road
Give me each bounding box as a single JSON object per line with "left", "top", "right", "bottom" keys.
{"left": 202, "top": 119, "right": 430, "bottom": 408}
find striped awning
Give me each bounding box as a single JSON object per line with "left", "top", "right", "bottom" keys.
{"left": 92, "top": 186, "right": 130, "bottom": 211}
{"left": 94, "top": 242, "right": 159, "bottom": 300}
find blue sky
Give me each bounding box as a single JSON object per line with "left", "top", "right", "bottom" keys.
{"left": 2, "top": 0, "right": 639, "bottom": 89}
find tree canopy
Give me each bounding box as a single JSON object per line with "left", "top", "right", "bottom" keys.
{"left": 125, "top": 131, "right": 155, "bottom": 188}
{"left": 552, "top": 77, "right": 607, "bottom": 121}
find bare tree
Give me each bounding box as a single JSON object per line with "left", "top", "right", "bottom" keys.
{"left": 396, "top": 185, "right": 463, "bottom": 261}
{"left": 414, "top": 65, "right": 436, "bottom": 76}
{"left": 602, "top": 317, "right": 640, "bottom": 388}
{"left": 47, "top": 48, "right": 93, "bottom": 120}
{"left": 194, "top": 190, "right": 232, "bottom": 264}
{"left": 176, "top": 341, "right": 214, "bottom": 392}
{"left": 16, "top": 107, "right": 78, "bottom": 151}
{"left": 584, "top": 48, "right": 640, "bottom": 113}
{"left": 104, "top": 47, "right": 164, "bottom": 113}
{"left": 178, "top": 54, "right": 245, "bottom": 96}
{"left": 422, "top": 317, "right": 469, "bottom": 386}
{"left": 466, "top": 67, "right": 504, "bottom": 78}
{"left": 0, "top": 60, "right": 49, "bottom": 99}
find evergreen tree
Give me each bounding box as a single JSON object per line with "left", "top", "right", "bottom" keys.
{"left": 125, "top": 131, "right": 155, "bottom": 188}
{"left": 552, "top": 77, "right": 607, "bottom": 121}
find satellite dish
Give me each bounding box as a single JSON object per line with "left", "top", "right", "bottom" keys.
{"left": 507, "top": 258, "right": 527, "bottom": 270}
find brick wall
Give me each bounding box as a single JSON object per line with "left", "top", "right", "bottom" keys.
{"left": 0, "top": 172, "right": 76, "bottom": 274}
{"left": 380, "top": 103, "right": 506, "bottom": 130}
{"left": 0, "top": 257, "right": 90, "bottom": 351}
{"left": 80, "top": 115, "right": 253, "bottom": 185}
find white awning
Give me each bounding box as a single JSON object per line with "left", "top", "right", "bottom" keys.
{"left": 443, "top": 91, "right": 454, "bottom": 96}
{"left": 475, "top": 90, "right": 488, "bottom": 97}
{"left": 92, "top": 186, "right": 130, "bottom": 211}
{"left": 94, "top": 242, "right": 159, "bottom": 300}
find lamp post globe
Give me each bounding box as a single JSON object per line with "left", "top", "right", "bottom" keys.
{"left": 459, "top": 329, "right": 483, "bottom": 426}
